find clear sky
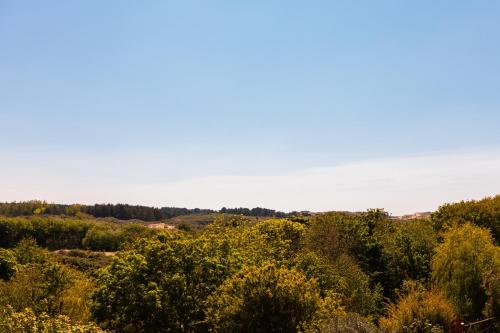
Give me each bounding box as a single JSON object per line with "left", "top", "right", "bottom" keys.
{"left": 1, "top": 1, "right": 499, "bottom": 214}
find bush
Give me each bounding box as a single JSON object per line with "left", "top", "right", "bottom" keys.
{"left": 0, "top": 241, "right": 95, "bottom": 322}
{"left": 379, "top": 282, "right": 456, "bottom": 333}
{"left": 205, "top": 262, "right": 340, "bottom": 332}
{"left": 13, "top": 238, "right": 49, "bottom": 264}
{"left": 82, "top": 226, "right": 121, "bottom": 251}
{"left": 0, "top": 306, "right": 106, "bottom": 333}
{"left": 0, "top": 249, "right": 17, "bottom": 281}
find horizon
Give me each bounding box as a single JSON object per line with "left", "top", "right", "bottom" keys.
{"left": 1, "top": 1, "right": 500, "bottom": 215}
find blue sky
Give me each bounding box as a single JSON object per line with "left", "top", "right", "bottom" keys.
{"left": 1, "top": 1, "right": 499, "bottom": 214}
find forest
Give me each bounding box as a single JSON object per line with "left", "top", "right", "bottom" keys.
{"left": 0, "top": 202, "right": 288, "bottom": 221}
{"left": 0, "top": 196, "right": 498, "bottom": 333}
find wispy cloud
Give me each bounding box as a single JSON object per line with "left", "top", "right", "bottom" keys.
{"left": 1, "top": 149, "right": 499, "bottom": 215}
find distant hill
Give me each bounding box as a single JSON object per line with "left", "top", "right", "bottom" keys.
{"left": 397, "top": 212, "right": 432, "bottom": 220}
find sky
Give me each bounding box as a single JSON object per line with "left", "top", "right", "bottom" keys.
{"left": 1, "top": 1, "right": 499, "bottom": 215}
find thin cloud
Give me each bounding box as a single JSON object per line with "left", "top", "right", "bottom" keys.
{"left": 1, "top": 149, "right": 499, "bottom": 215}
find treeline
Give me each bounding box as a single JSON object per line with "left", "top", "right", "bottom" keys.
{"left": 0, "top": 201, "right": 201, "bottom": 221}
{"left": 220, "top": 206, "right": 288, "bottom": 217}
{"left": 0, "top": 201, "right": 289, "bottom": 221}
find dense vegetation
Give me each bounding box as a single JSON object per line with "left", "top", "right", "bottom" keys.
{"left": 0, "top": 201, "right": 288, "bottom": 221}
{"left": 0, "top": 196, "right": 499, "bottom": 332}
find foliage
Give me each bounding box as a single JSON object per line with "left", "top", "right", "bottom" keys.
{"left": 432, "top": 223, "right": 500, "bottom": 320}
{"left": 431, "top": 195, "right": 500, "bottom": 244}
{"left": 330, "top": 255, "right": 383, "bottom": 317}
{"left": 220, "top": 206, "right": 287, "bottom": 217}
{"left": 0, "top": 248, "right": 17, "bottom": 281}
{"left": 177, "top": 222, "right": 192, "bottom": 232}
{"left": 293, "top": 251, "right": 382, "bottom": 317}
{"left": 0, "top": 200, "right": 288, "bottom": 221}
{"left": 304, "top": 211, "right": 388, "bottom": 295}
{"left": 0, "top": 306, "right": 106, "bottom": 333}
{"left": 54, "top": 250, "right": 112, "bottom": 276}
{"left": 320, "top": 314, "right": 382, "bottom": 333}
{"left": 379, "top": 281, "right": 456, "bottom": 333}
{"left": 0, "top": 216, "right": 153, "bottom": 251}
{"left": 0, "top": 262, "right": 94, "bottom": 320}
{"left": 0, "top": 197, "right": 498, "bottom": 331}
{"left": 376, "top": 219, "right": 438, "bottom": 297}
{"left": 0, "top": 241, "right": 96, "bottom": 322}
{"left": 82, "top": 225, "right": 122, "bottom": 251}
{"left": 255, "top": 218, "right": 305, "bottom": 258}
{"left": 14, "top": 237, "right": 50, "bottom": 264}
{"left": 205, "top": 262, "right": 342, "bottom": 333}
{"left": 91, "top": 219, "right": 309, "bottom": 332}
{"left": 91, "top": 233, "right": 234, "bottom": 332}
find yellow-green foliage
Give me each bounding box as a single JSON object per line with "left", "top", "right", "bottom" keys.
{"left": 379, "top": 282, "right": 456, "bottom": 333}
{"left": 431, "top": 223, "right": 500, "bottom": 319}
{"left": 0, "top": 199, "right": 497, "bottom": 332}
{"left": 205, "top": 262, "right": 343, "bottom": 333}
{"left": 0, "top": 240, "right": 96, "bottom": 323}
{"left": 431, "top": 195, "right": 500, "bottom": 243}
{"left": 91, "top": 219, "right": 308, "bottom": 332}
{"left": 0, "top": 306, "right": 106, "bottom": 333}
{"left": 377, "top": 219, "right": 438, "bottom": 282}
{"left": 0, "top": 248, "right": 17, "bottom": 280}
{"left": 0, "top": 216, "right": 153, "bottom": 251}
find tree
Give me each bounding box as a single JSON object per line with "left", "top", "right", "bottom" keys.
{"left": 431, "top": 195, "right": 500, "bottom": 244}
{"left": 379, "top": 281, "right": 456, "bottom": 333}
{"left": 304, "top": 212, "right": 387, "bottom": 294}
{"left": 91, "top": 234, "right": 237, "bottom": 333}
{"left": 432, "top": 223, "right": 500, "bottom": 320}
{"left": 376, "top": 219, "right": 438, "bottom": 298}
{"left": 0, "top": 249, "right": 17, "bottom": 281}
{"left": 293, "top": 251, "right": 382, "bottom": 317}
{"left": 205, "top": 262, "right": 340, "bottom": 333}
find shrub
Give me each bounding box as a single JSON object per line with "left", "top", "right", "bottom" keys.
{"left": 0, "top": 248, "right": 17, "bottom": 281}
{"left": 0, "top": 306, "right": 106, "bottom": 333}
{"left": 379, "top": 282, "right": 456, "bottom": 333}
{"left": 205, "top": 262, "right": 340, "bottom": 332}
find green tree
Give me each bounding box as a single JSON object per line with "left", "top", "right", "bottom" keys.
{"left": 304, "top": 212, "right": 387, "bottom": 295}
{"left": 376, "top": 219, "right": 438, "bottom": 298}
{"left": 431, "top": 223, "right": 500, "bottom": 320}
{"left": 205, "top": 262, "right": 341, "bottom": 333}
{"left": 14, "top": 238, "right": 49, "bottom": 264}
{"left": 431, "top": 195, "right": 500, "bottom": 244}
{"left": 0, "top": 249, "right": 17, "bottom": 281}
{"left": 293, "top": 251, "right": 382, "bottom": 317}
{"left": 91, "top": 234, "right": 237, "bottom": 333}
